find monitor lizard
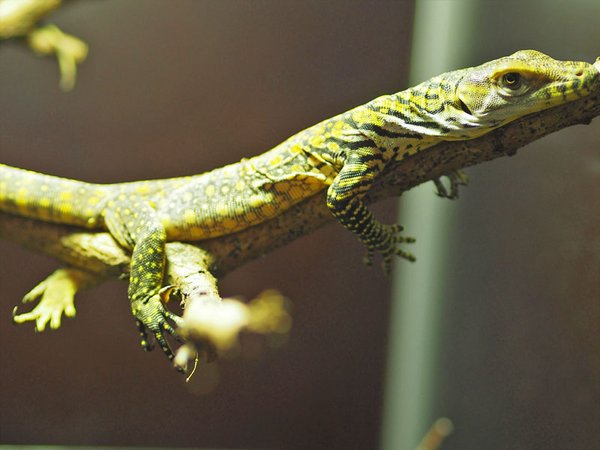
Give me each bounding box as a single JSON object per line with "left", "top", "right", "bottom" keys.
{"left": 1, "top": 50, "right": 597, "bottom": 362}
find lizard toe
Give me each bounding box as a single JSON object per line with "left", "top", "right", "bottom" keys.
{"left": 132, "top": 293, "right": 183, "bottom": 365}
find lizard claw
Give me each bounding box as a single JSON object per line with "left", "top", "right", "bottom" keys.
{"left": 362, "top": 248, "right": 375, "bottom": 267}
{"left": 132, "top": 293, "right": 184, "bottom": 363}
{"left": 363, "top": 224, "right": 416, "bottom": 275}
{"left": 380, "top": 238, "right": 416, "bottom": 275}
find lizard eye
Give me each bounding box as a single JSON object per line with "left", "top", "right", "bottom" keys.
{"left": 501, "top": 72, "right": 523, "bottom": 90}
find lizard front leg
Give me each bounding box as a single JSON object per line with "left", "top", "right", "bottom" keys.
{"left": 433, "top": 170, "right": 469, "bottom": 199}
{"left": 103, "top": 197, "right": 182, "bottom": 362}
{"left": 326, "top": 148, "right": 415, "bottom": 274}
{"left": 12, "top": 267, "right": 101, "bottom": 331}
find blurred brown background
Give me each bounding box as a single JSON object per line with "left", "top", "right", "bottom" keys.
{"left": 0, "top": 2, "right": 413, "bottom": 449}
{"left": 1, "top": 1, "right": 598, "bottom": 449}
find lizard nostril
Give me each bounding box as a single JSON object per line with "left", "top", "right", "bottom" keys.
{"left": 575, "top": 69, "right": 584, "bottom": 77}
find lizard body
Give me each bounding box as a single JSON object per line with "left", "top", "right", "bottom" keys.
{"left": 1, "top": 50, "right": 597, "bottom": 361}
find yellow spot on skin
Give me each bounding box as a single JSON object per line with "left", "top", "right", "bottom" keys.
{"left": 161, "top": 215, "right": 171, "bottom": 228}
{"left": 249, "top": 195, "right": 264, "bottom": 209}
{"left": 183, "top": 209, "right": 196, "bottom": 224}
{"left": 309, "top": 134, "right": 325, "bottom": 147}
{"left": 15, "top": 188, "right": 30, "bottom": 211}
{"left": 235, "top": 181, "right": 245, "bottom": 191}
{"left": 205, "top": 185, "right": 216, "bottom": 197}
{"left": 221, "top": 185, "right": 230, "bottom": 195}
{"left": 352, "top": 108, "right": 376, "bottom": 126}
{"left": 88, "top": 196, "right": 100, "bottom": 205}
{"left": 58, "top": 203, "right": 73, "bottom": 216}
{"left": 136, "top": 183, "right": 150, "bottom": 195}
{"left": 216, "top": 203, "right": 229, "bottom": 216}
{"left": 16, "top": 187, "right": 28, "bottom": 198}
{"left": 59, "top": 191, "right": 73, "bottom": 201}
{"left": 327, "top": 141, "right": 340, "bottom": 152}
{"left": 39, "top": 198, "right": 51, "bottom": 208}
{"left": 269, "top": 155, "right": 283, "bottom": 166}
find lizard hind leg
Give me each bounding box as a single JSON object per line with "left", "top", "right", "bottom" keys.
{"left": 103, "top": 197, "right": 183, "bottom": 363}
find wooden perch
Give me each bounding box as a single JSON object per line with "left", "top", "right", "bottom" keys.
{"left": 1, "top": 59, "right": 599, "bottom": 369}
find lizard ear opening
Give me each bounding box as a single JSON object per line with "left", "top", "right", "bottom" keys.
{"left": 458, "top": 99, "right": 473, "bottom": 115}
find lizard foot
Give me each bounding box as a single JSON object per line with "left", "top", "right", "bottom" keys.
{"left": 434, "top": 170, "right": 469, "bottom": 199}
{"left": 132, "top": 287, "right": 184, "bottom": 365}
{"left": 12, "top": 268, "right": 92, "bottom": 331}
{"left": 362, "top": 224, "right": 416, "bottom": 274}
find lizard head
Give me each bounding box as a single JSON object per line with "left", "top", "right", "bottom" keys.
{"left": 448, "top": 50, "right": 598, "bottom": 137}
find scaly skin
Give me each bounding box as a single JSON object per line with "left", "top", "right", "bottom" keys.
{"left": 1, "top": 50, "right": 597, "bottom": 362}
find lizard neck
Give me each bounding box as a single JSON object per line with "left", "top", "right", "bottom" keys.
{"left": 349, "top": 92, "right": 442, "bottom": 162}
{"left": 353, "top": 70, "right": 482, "bottom": 161}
